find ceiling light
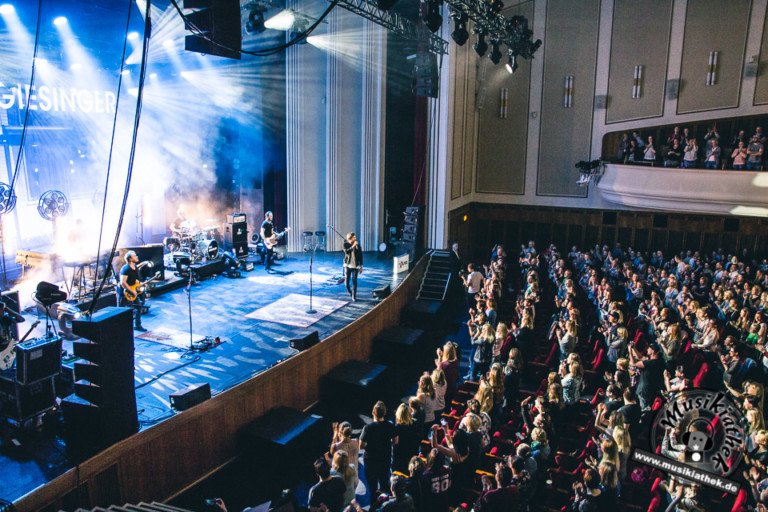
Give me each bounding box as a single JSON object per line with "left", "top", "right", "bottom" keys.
{"left": 127, "top": 31, "right": 139, "bottom": 41}
{"left": 53, "top": 16, "right": 67, "bottom": 26}
{"left": 376, "top": 0, "right": 399, "bottom": 10}
{"left": 505, "top": 52, "right": 518, "bottom": 74}
{"left": 420, "top": 0, "right": 442, "bottom": 33}
{"left": 450, "top": 12, "right": 468, "bottom": 46}
{"left": 245, "top": 6, "right": 267, "bottom": 34}
{"left": 473, "top": 31, "right": 488, "bottom": 57}
{"left": 0, "top": 4, "right": 14, "bottom": 15}
{"left": 489, "top": 41, "right": 502, "bottom": 65}
{"left": 264, "top": 9, "right": 296, "bottom": 31}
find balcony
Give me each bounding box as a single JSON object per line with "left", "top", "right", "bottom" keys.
{"left": 596, "top": 164, "right": 768, "bottom": 217}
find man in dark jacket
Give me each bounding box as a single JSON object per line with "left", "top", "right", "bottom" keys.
{"left": 343, "top": 232, "right": 363, "bottom": 301}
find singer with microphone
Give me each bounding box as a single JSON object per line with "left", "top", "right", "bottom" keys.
{"left": 343, "top": 232, "right": 363, "bottom": 302}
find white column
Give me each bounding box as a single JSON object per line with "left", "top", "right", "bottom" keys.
{"left": 359, "top": 20, "right": 387, "bottom": 252}
{"left": 286, "top": 0, "right": 327, "bottom": 252}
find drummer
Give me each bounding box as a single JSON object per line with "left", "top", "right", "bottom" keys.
{"left": 170, "top": 207, "right": 192, "bottom": 236}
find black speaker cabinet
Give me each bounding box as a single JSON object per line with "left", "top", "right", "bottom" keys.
{"left": 170, "top": 382, "right": 211, "bottom": 411}
{"left": 15, "top": 336, "right": 62, "bottom": 385}
{"left": 63, "top": 307, "right": 138, "bottom": 454}
{"left": 224, "top": 222, "right": 248, "bottom": 245}
{"left": 289, "top": 331, "right": 320, "bottom": 351}
{"left": 0, "top": 373, "right": 56, "bottom": 422}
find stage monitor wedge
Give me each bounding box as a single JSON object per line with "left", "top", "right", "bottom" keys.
{"left": 183, "top": 0, "right": 242, "bottom": 60}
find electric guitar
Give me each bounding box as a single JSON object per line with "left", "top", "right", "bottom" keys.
{"left": 123, "top": 272, "right": 161, "bottom": 302}
{"left": 264, "top": 227, "right": 291, "bottom": 250}
{"left": 0, "top": 320, "right": 40, "bottom": 371}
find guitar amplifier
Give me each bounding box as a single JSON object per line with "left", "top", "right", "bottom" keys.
{"left": 16, "top": 336, "right": 62, "bottom": 385}
{"left": 0, "top": 372, "right": 56, "bottom": 422}
{"left": 224, "top": 222, "right": 248, "bottom": 245}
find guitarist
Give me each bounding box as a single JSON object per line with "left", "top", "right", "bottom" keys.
{"left": 260, "top": 211, "right": 276, "bottom": 272}
{"left": 118, "top": 250, "right": 147, "bottom": 332}
{"left": 0, "top": 300, "right": 24, "bottom": 352}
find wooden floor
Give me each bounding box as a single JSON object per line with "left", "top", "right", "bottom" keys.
{"left": 0, "top": 251, "right": 404, "bottom": 504}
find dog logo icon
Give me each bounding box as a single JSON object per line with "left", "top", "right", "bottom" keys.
{"left": 683, "top": 422, "right": 714, "bottom": 463}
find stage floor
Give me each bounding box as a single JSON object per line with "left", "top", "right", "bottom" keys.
{"left": 2, "top": 251, "right": 406, "bottom": 504}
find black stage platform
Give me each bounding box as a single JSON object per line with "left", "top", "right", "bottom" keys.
{"left": 1, "top": 250, "right": 406, "bottom": 504}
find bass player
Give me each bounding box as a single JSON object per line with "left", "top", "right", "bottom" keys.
{"left": 118, "top": 250, "right": 147, "bottom": 332}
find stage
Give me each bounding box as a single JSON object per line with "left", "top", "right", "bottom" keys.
{"left": 2, "top": 250, "right": 407, "bottom": 504}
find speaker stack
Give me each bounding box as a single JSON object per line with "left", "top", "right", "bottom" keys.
{"left": 61, "top": 307, "right": 139, "bottom": 456}
{"left": 402, "top": 206, "right": 423, "bottom": 256}
{"left": 0, "top": 335, "right": 61, "bottom": 422}
{"left": 224, "top": 213, "right": 249, "bottom": 259}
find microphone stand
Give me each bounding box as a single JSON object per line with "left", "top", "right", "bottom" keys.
{"left": 306, "top": 243, "right": 317, "bottom": 315}
{"left": 185, "top": 266, "right": 194, "bottom": 351}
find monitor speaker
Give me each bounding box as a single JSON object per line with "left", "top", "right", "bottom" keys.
{"left": 290, "top": 331, "right": 320, "bottom": 351}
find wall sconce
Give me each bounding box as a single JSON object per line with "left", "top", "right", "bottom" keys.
{"left": 563, "top": 75, "right": 573, "bottom": 108}
{"left": 499, "top": 87, "right": 508, "bottom": 118}
{"left": 632, "top": 65, "right": 643, "bottom": 98}
{"left": 706, "top": 51, "right": 719, "bottom": 86}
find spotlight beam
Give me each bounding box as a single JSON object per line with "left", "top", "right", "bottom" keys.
{"left": 333, "top": 0, "right": 447, "bottom": 55}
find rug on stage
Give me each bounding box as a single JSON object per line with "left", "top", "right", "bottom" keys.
{"left": 136, "top": 326, "right": 208, "bottom": 349}
{"left": 245, "top": 293, "right": 348, "bottom": 328}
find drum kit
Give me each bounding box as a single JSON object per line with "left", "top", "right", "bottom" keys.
{"left": 163, "top": 218, "right": 221, "bottom": 263}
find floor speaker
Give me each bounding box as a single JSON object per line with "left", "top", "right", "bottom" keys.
{"left": 289, "top": 331, "right": 320, "bottom": 351}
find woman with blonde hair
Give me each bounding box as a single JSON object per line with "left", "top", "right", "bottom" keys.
{"left": 330, "top": 421, "right": 359, "bottom": 471}
{"left": 612, "top": 423, "right": 631, "bottom": 473}
{"left": 492, "top": 322, "right": 510, "bottom": 364}
{"left": 469, "top": 323, "right": 495, "bottom": 380}
{"left": 473, "top": 378, "right": 494, "bottom": 415}
{"left": 561, "top": 360, "right": 584, "bottom": 405}
{"left": 430, "top": 368, "right": 447, "bottom": 412}
{"left": 435, "top": 341, "right": 459, "bottom": 402}
{"left": 330, "top": 450, "right": 358, "bottom": 507}
{"left": 417, "top": 374, "right": 439, "bottom": 424}
{"left": 393, "top": 403, "right": 420, "bottom": 473}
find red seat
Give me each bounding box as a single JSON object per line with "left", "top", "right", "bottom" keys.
{"left": 692, "top": 362, "right": 710, "bottom": 388}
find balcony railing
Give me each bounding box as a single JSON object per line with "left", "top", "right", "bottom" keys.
{"left": 596, "top": 163, "right": 768, "bottom": 217}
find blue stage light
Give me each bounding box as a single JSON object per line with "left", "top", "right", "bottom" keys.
{"left": 0, "top": 4, "right": 14, "bottom": 15}
{"left": 127, "top": 31, "right": 139, "bottom": 41}
{"left": 53, "top": 16, "right": 68, "bottom": 26}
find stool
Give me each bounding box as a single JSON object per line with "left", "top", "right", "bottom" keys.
{"left": 302, "top": 231, "right": 314, "bottom": 252}
{"left": 314, "top": 231, "right": 327, "bottom": 251}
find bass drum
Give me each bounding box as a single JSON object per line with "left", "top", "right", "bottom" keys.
{"left": 197, "top": 239, "right": 219, "bottom": 260}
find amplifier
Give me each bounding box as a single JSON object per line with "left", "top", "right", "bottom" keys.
{"left": 227, "top": 213, "right": 247, "bottom": 224}
{"left": 16, "top": 336, "right": 62, "bottom": 385}
{"left": 240, "top": 260, "right": 254, "bottom": 271}
{"left": 170, "top": 382, "right": 211, "bottom": 411}
{"left": 0, "top": 373, "right": 56, "bottom": 422}
{"left": 224, "top": 223, "right": 248, "bottom": 245}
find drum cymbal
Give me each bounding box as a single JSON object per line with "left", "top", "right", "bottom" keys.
{"left": 180, "top": 219, "right": 197, "bottom": 229}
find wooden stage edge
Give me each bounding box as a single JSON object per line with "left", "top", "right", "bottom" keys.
{"left": 16, "top": 254, "right": 429, "bottom": 512}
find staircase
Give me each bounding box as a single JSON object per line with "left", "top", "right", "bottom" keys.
{"left": 416, "top": 250, "right": 452, "bottom": 301}
{"left": 74, "top": 502, "right": 194, "bottom": 512}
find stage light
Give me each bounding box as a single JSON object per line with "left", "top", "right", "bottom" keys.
{"left": 376, "top": 0, "right": 399, "bottom": 10}
{"left": 162, "top": 38, "right": 174, "bottom": 49}
{"left": 179, "top": 70, "right": 190, "bottom": 79}
{"left": 265, "top": 9, "right": 295, "bottom": 31}
{"left": 505, "top": 52, "right": 518, "bottom": 74}
{"left": 53, "top": 16, "right": 67, "bottom": 26}
{"left": 306, "top": 35, "right": 320, "bottom": 45}
{"left": 69, "top": 63, "right": 82, "bottom": 70}
{"left": 489, "top": 41, "right": 502, "bottom": 65}
{"left": 121, "top": 69, "right": 130, "bottom": 76}
{"left": 149, "top": 72, "right": 157, "bottom": 79}
{"left": 0, "top": 4, "right": 14, "bottom": 15}
{"left": 451, "top": 12, "right": 469, "bottom": 46}
{"left": 245, "top": 6, "right": 266, "bottom": 34}
{"left": 420, "top": 0, "right": 442, "bottom": 33}
{"left": 127, "top": 31, "right": 139, "bottom": 41}
{"left": 473, "top": 31, "right": 488, "bottom": 57}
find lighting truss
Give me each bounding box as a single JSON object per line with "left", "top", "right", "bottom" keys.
{"left": 331, "top": 0, "right": 449, "bottom": 55}
{"left": 445, "top": 0, "right": 540, "bottom": 57}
